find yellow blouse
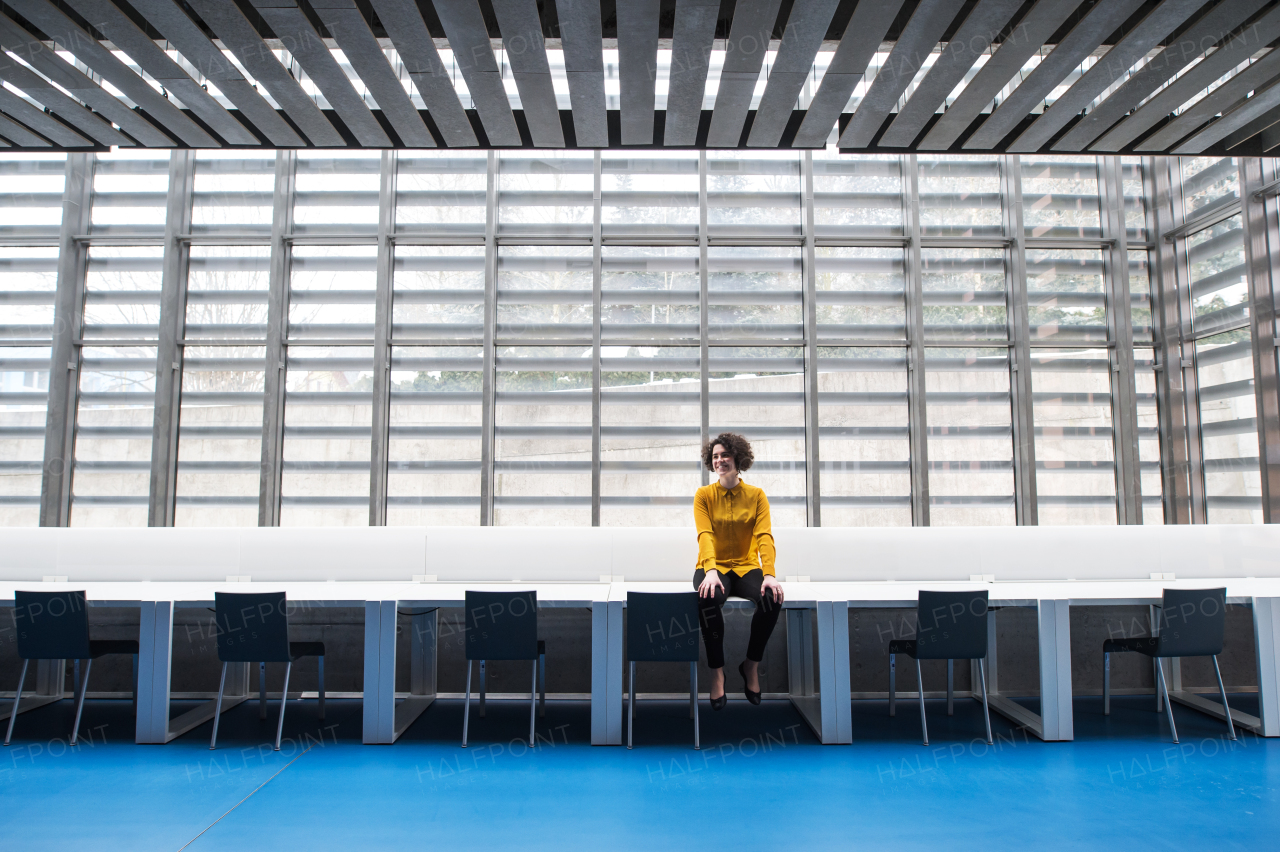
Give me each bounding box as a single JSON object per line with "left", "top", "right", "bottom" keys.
{"left": 694, "top": 480, "right": 776, "bottom": 577}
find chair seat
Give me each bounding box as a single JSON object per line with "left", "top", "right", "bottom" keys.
{"left": 289, "top": 641, "right": 325, "bottom": 660}
{"left": 88, "top": 639, "right": 139, "bottom": 658}
{"left": 889, "top": 639, "right": 917, "bottom": 656}
{"left": 1103, "top": 636, "right": 1161, "bottom": 656}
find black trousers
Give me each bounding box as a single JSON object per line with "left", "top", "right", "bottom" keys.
{"left": 692, "top": 568, "right": 783, "bottom": 669}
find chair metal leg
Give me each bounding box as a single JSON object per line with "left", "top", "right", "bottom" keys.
{"left": 73, "top": 659, "right": 81, "bottom": 706}
{"left": 210, "top": 662, "right": 228, "bottom": 750}
{"left": 1212, "top": 655, "right": 1236, "bottom": 741}
{"left": 978, "top": 658, "right": 992, "bottom": 745}
{"left": 915, "top": 657, "right": 928, "bottom": 746}
{"left": 5, "top": 659, "right": 28, "bottom": 746}
{"left": 627, "top": 661, "right": 635, "bottom": 750}
{"left": 259, "top": 661, "right": 267, "bottom": 720}
{"left": 691, "top": 662, "right": 700, "bottom": 751}
{"left": 947, "top": 659, "right": 954, "bottom": 716}
{"left": 888, "top": 653, "right": 896, "bottom": 717}
{"left": 528, "top": 658, "right": 537, "bottom": 748}
{"left": 317, "top": 656, "right": 325, "bottom": 721}
{"left": 1155, "top": 657, "right": 1178, "bottom": 744}
{"left": 1153, "top": 658, "right": 1163, "bottom": 712}
{"left": 479, "top": 660, "right": 486, "bottom": 718}
{"left": 461, "top": 660, "right": 472, "bottom": 748}
{"left": 274, "top": 661, "right": 292, "bottom": 751}
{"left": 1103, "top": 652, "right": 1111, "bottom": 715}
{"left": 539, "top": 650, "right": 546, "bottom": 718}
{"left": 70, "top": 659, "right": 92, "bottom": 746}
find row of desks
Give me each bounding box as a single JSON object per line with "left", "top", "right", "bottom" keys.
{"left": 3, "top": 579, "right": 1279, "bottom": 745}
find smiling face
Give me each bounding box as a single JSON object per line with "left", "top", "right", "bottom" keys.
{"left": 710, "top": 443, "right": 737, "bottom": 479}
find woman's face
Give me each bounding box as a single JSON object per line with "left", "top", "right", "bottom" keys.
{"left": 711, "top": 444, "right": 737, "bottom": 478}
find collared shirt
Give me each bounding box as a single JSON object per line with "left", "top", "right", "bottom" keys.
{"left": 693, "top": 479, "right": 775, "bottom": 576}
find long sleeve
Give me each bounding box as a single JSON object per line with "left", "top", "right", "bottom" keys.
{"left": 753, "top": 490, "right": 775, "bottom": 576}
{"left": 694, "top": 487, "right": 718, "bottom": 571}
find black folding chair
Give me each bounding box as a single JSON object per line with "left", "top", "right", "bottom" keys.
{"left": 462, "top": 591, "right": 543, "bottom": 748}
{"left": 626, "top": 592, "right": 701, "bottom": 750}
{"left": 4, "top": 591, "right": 138, "bottom": 747}
{"left": 209, "top": 592, "right": 325, "bottom": 751}
{"left": 1104, "top": 587, "right": 1236, "bottom": 744}
{"left": 888, "top": 590, "right": 992, "bottom": 746}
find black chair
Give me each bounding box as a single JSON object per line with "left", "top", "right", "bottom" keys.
{"left": 209, "top": 592, "right": 325, "bottom": 751}
{"left": 1103, "top": 587, "right": 1236, "bottom": 744}
{"left": 462, "top": 591, "right": 543, "bottom": 748}
{"left": 626, "top": 592, "right": 701, "bottom": 750}
{"left": 888, "top": 590, "right": 992, "bottom": 746}
{"left": 4, "top": 591, "right": 138, "bottom": 747}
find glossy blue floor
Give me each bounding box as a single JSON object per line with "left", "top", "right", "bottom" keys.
{"left": 0, "top": 692, "right": 1275, "bottom": 850}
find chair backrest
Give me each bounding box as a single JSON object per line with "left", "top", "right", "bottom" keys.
{"left": 627, "top": 592, "right": 700, "bottom": 662}
{"left": 914, "top": 590, "right": 989, "bottom": 660}
{"left": 1156, "top": 588, "right": 1226, "bottom": 657}
{"left": 464, "top": 591, "right": 538, "bottom": 661}
{"left": 214, "top": 592, "right": 292, "bottom": 663}
{"left": 13, "top": 591, "right": 91, "bottom": 660}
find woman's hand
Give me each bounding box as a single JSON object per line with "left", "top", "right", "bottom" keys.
{"left": 698, "top": 569, "right": 724, "bottom": 599}
{"left": 761, "top": 574, "right": 784, "bottom": 604}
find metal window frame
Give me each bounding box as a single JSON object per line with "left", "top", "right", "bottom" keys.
{"left": 902, "top": 154, "right": 930, "bottom": 526}
{"left": 369, "top": 150, "right": 397, "bottom": 526}
{"left": 1003, "top": 154, "right": 1038, "bottom": 527}
{"left": 258, "top": 151, "right": 296, "bottom": 527}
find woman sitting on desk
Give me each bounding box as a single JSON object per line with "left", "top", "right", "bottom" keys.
{"left": 693, "top": 432, "right": 784, "bottom": 710}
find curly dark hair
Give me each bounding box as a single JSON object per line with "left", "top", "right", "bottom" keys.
{"left": 702, "top": 432, "right": 754, "bottom": 473}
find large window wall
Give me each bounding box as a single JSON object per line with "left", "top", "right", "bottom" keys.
{"left": 10, "top": 149, "right": 1280, "bottom": 529}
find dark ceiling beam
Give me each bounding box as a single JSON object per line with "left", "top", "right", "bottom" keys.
{"left": 747, "top": 0, "right": 842, "bottom": 148}
{"left": 555, "top": 0, "right": 607, "bottom": 147}
{"left": 962, "top": 0, "right": 1147, "bottom": 150}
{"left": 0, "top": 87, "right": 91, "bottom": 146}
{"left": 790, "top": 0, "right": 906, "bottom": 149}
{"left": 838, "top": 0, "right": 963, "bottom": 149}
{"left": 367, "top": 0, "right": 478, "bottom": 147}
{"left": 1009, "top": 0, "right": 1210, "bottom": 153}
{"left": 1225, "top": 100, "right": 1280, "bottom": 150}
{"left": 309, "top": 0, "right": 435, "bottom": 147}
{"left": 616, "top": 0, "right": 661, "bottom": 145}
{"left": 916, "top": 0, "right": 1080, "bottom": 151}
{"left": 0, "top": 111, "right": 52, "bottom": 146}
{"left": 0, "top": 12, "right": 172, "bottom": 146}
{"left": 127, "top": 0, "right": 305, "bottom": 147}
{"left": 491, "top": 0, "right": 565, "bottom": 147}
{"left": 185, "top": 0, "right": 345, "bottom": 146}
{"left": 0, "top": 49, "right": 131, "bottom": 146}
{"left": 1052, "top": 0, "right": 1259, "bottom": 152}
{"left": 878, "top": 0, "right": 1025, "bottom": 149}
{"left": 706, "top": 0, "right": 783, "bottom": 148}
{"left": 1092, "top": 5, "right": 1280, "bottom": 152}
{"left": 431, "top": 0, "right": 522, "bottom": 146}
{"left": 1176, "top": 75, "right": 1280, "bottom": 153}
{"left": 62, "top": 0, "right": 258, "bottom": 144}
{"left": 664, "top": 0, "right": 719, "bottom": 146}
{"left": 1139, "top": 47, "right": 1280, "bottom": 151}
{"left": 13, "top": 0, "right": 219, "bottom": 146}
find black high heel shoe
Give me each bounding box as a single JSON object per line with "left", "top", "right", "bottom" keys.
{"left": 739, "top": 662, "right": 762, "bottom": 705}
{"left": 710, "top": 681, "right": 728, "bottom": 711}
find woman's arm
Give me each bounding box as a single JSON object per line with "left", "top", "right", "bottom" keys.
{"left": 754, "top": 491, "right": 783, "bottom": 603}
{"left": 694, "top": 488, "right": 717, "bottom": 572}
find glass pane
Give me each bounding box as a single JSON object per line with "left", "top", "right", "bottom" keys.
{"left": 84, "top": 246, "right": 163, "bottom": 341}
{"left": 814, "top": 247, "right": 906, "bottom": 342}
{"left": 1121, "top": 157, "right": 1147, "bottom": 243}
{"left": 1182, "top": 156, "right": 1238, "bottom": 218}
{"left": 1196, "top": 332, "right": 1262, "bottom": 523}
{"left": 1021, "top": 157, "right": 1101, "bottom": 239}
{"left": 289, "top": 245, "right": 378, "bottom": 340}
{"left": 1128, "top": 249, "right": 1153, "bottom": 344}
{"left": 387, "top": 346, "right": 483, "bottom": 525}
{"left": 392, "top": 246, "right": 485, "bottom": 341}
{"left": 0, "top": 246, "right": 58, "bottom": 341}
{"left": 91, "top": 150, "right": 169, "bottom": 234}
{"left": 498, "top": 152, "right": 594, "bottom": 242}
{"left": 185, "top": 246, "right": 270, "bottom": 340}
{"left": 192, "top": 151, "right": 275, "bottom": 234}
{"left": 494, "top": 345, "right": 592, "bottom": 525}
{"left": 602, "top": 152, "right": 700, "bottom": 242}
{"left": 817, "top": 346, "right": 911, "bottom": 526}
{"left": 918, "top": 156, "right": 1002, "bottom": 238}
{"left": 70, "top": 346, "right": 156, "bottom": 526}
{"left": 706, "top": 150, "right": 802, "bottom": 241}
{"left": 926, "top": 347, "right": 1015, "bottom": 525}
{"left": 175, "top": 346, "right": 265, "bottom": 526}
{"left": 601, "top": 246, "right": 699, "bottom": 344}
{"left": 1135, "top": 348, "right": 1164, "bottom": 525}
{"left": 707, "top": 246, "right": 802, "bottom": 342}
{"left": 600, "top": 346, "right": 701, "bottom": 525}
{"left": 497, "top": 246, "right": 593, "bottom": 342}
{"left": 1186, "top": 214, "right": 1247, "bottom": 336}
{"left": 812, "top": 151, "right": 903, "bottom": 240}
{"left": 921, "top": 248, "right": 1006, "bottom": 341}
{"left": 280, "top": 346, "right": 374, "bottom": 526}
{"left": 707, "top": 346, "right": 805, "bottom": 527}
{"left": 0, "top": 154, "right": 64, "bottom": 240}
{"left": 1030, "top": 349, "right": 1116, "bottom": 525}
{"left": 293, "top": 152, "right": 380, "bottom": 233}
{"left": 396, "top": 151, "right": 487, "bottom": 239}
{"left": 1025, "top": 248, "right": 1107, "bottom": 342}
{"left": 0, "top": 346, "right": 49, "bottom": 525}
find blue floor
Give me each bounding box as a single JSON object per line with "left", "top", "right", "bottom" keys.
{"left": 1, "top": 692, "right": 1276, "bottom": 850}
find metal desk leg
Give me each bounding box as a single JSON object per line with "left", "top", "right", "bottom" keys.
{"left": 983, "top": 600, "right": 1073, "bottom": 742}
{"left": 591, "top": 600, "right": 623, "bottom": 745}
{"left": 1255, "top": 597, "right": 1280, "bottom": 737}
{"left": 786, "top": 602, "right": 851, "bottom": 745}
{"left": 363, "top": 600, "right": 432, "bottom": 745}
